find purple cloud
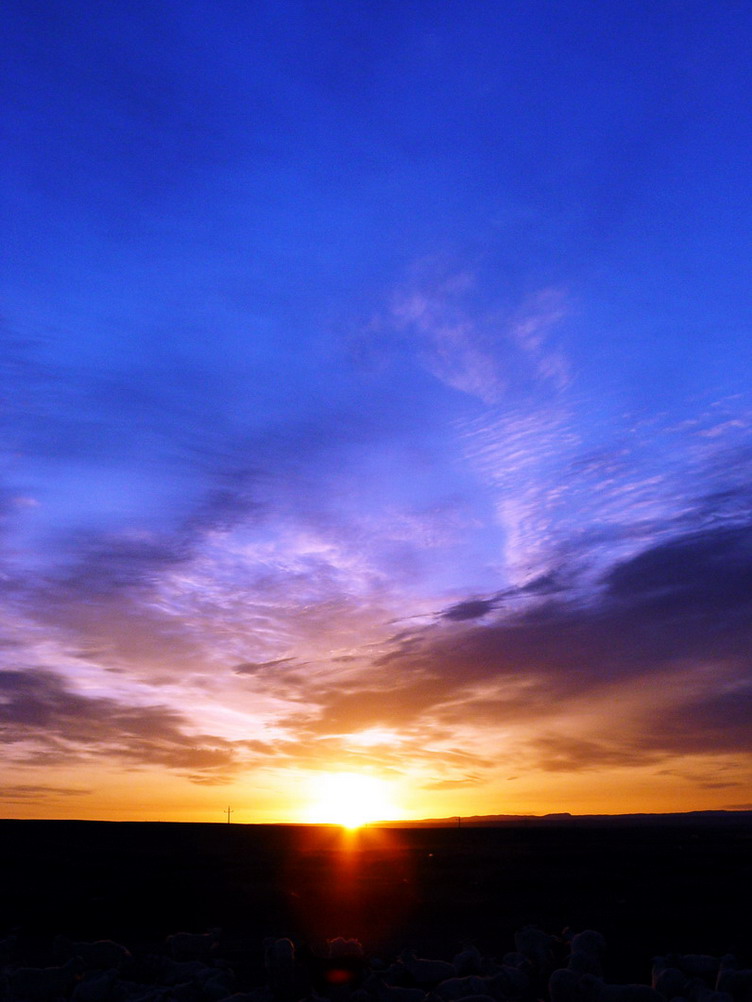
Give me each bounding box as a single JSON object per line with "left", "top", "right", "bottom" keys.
{"left": 0, "top": 669, "right": 271, "bottom": 783}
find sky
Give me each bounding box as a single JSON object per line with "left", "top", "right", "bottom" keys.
{"left": 2, "top": 0, "right": 752, "bottom": 823}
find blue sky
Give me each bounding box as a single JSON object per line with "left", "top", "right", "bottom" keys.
{"left": 2, "top": 0, "right": 752, "bottom": 820}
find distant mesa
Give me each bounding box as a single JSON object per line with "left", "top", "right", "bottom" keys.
{"left": 373, "top": 809, "right": 752, "bottom": 828}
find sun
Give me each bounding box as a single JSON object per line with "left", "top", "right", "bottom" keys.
{"left": 304, "top": 772, "right": 398, "bottom": 828}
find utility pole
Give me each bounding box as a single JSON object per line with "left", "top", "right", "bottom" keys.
{"left": 457, "top": 816, "right": 461, "bottom": 828}
{"left": 225, "top": 806, "right": 234, "bottom": 824}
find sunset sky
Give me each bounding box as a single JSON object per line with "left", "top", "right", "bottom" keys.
{"left": 3, "top": 1, "right": 752, "bottom": 823}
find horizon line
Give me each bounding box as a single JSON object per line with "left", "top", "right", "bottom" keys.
{"left": 2, "top": 807, "right": 752, "bottom": 825}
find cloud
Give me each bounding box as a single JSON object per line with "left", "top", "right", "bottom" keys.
{"left": 440, "top": 598, "right": 497, "bottom": 621}
{"left": 653, "top": 686, "right": 752, "bottom": 755}
{"left": 0, "top": 784, "right": 92, "bottom": 800}
{"left": 508, "top": 287, "right": 571, "bottom": 391}
{"left": 4, "top": 290, "right": 752, "bottom": 804}
{"left": 233, "top": 658, "right": 301, "bottom": 675}
{"left": 422, "top": 775, "right": 484, "bottom": 790}
{"left": 284, "top": 680, "right": 441, "bottom": 735}
{"left": 1, "top": 509, "right": 751, "bottom": 802}
{"left": 457, "top": 388, "right": 752, "bottom": 592}
{"left": 55, "top": 530, "right": 191, "bottom": 596}
{"left": 391, "top": 292, "right": 507, "bottom": 404}
{"left": 388, "top": 263, "right": 570, "bottom": 404}
{"left": 528, "top": 735, "right": 663, "bottom": 773}
{"left": 4, "top": 501, "right": 751, "bottom": 795}
{"left": 294, "top": 520, "right": 752, "bottom": 777}
{"left": 0, "top": 669, "right": 269, "bottom": 782}
{"left": 604, "top": 524, "right": 752, "bottom": 614}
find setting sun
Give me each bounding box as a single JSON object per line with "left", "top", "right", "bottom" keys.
{"left": 303, "top": 772, "right": 399, "bottom": 828}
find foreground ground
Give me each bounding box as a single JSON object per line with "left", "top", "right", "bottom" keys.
{"left": 0, "top": 818, "right": 750, "bottom": 986}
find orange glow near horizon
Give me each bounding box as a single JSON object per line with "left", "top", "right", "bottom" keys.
{"left": 2, "top": 754, "right": 752, "bottom": 823}
{"left": 302, "top": 771, "right": 402, "bottom": 828}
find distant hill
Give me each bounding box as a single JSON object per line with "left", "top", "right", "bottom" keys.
{"left": 373, "top": 809, "right": 752, "bottom": 828}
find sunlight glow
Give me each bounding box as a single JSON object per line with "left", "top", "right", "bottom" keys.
{"left": 303, "top": 772, "right": 399, "bottom": 828}
{"left": 345, "top": 728, "right": 404, "bottom": 748}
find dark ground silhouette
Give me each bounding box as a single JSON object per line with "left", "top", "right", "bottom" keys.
{"left": 1, "top": 818, "right": 750, "bottom": 985}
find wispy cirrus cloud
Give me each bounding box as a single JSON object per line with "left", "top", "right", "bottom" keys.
{"left": 457, "top": 385, "right": 752, "bottom": 589}
{"left": 388, "top": 266, "right": 571, "bottom": 405}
